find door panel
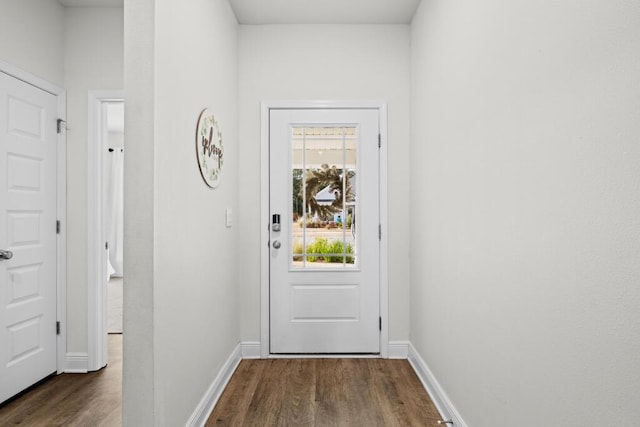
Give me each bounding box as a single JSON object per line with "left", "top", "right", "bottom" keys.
{"left": 270, "top": 109, "right": 380, "bottom": 354}
{"left": 0, "top": 71, "right": 58, "bottom": 404}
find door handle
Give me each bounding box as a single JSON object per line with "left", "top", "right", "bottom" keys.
{"left": 0, "top": 249, "right": 13, "bottom": 260}
{"left": 272, "top": 240, "right": 282, "bottom": 249}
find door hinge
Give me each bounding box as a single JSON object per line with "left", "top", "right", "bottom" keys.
{"left": 378, "top": 133, "right": 381, "bottom": 148}
{"left": 56, "top": 321, "right": 60, "bottom": 335}
{"left": 56, "top": 220, "right": 60, "bottom": 234}
{"left": 57, "top": 119, "right": 66, "bottom": 134}
{"left": 378, "top": 224, "right": 382, "bottom": 241}
{"left": 379, "top": 316, "right": 382, "bottom": 331}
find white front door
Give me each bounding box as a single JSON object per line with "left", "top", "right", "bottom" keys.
{"left": 270, "top": 108, "right": 380, "bottom": 354}
{"left": 0, "top": 71, "right": 58, "bottom": 403}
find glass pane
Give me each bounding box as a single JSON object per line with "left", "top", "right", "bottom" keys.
{"left": 291, "top": 126, "right": 358, "bottom": 269}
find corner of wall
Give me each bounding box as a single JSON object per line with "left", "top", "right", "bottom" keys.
{"left": 185, "top": 344, "right": 242, "bottom": 427}
{"left": 407, "top": 343, "right": 468, "bottom": 427}
{"left": 64, "top": 352, "right": 89, "bottom": 374}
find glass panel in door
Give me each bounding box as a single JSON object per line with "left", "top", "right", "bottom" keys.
{"left": 291, "top": 127, "right": 357, "bottom": 269}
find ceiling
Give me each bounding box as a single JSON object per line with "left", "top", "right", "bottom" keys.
{"left": 228, "top": 0, "right": 421, "bottom": 24}
{"left": 57, "top": 0, "right": 123, "bottom": 7}
{"left": 57, "top": 0, "right": 420, "bottom": 24}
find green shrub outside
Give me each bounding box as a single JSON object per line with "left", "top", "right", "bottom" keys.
{"left": 292, "top": 238, "right": 354, "bottom": 264}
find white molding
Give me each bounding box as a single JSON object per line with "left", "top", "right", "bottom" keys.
{"left": 408, "top": 343, "right": 468, "bottom": 427}
{"left": 260, "top": 100, "right": 389, "bottom": 358}
{"left": 241, "top": 342, "right": 261, "bottom": 359}
{"left": 264, "top": 99, "right": 388, "bottom": 110}
{"left": 0, "top": 59, "right": 67, "bottom": 375}
{"left": 388, "top": 341, "right": 409, "bottom": 359}
{"left": 56, "top": 91, "right": 67, "bottom": 375}
{"left": 268, "top": 354, "right": 380, "bottom": 359}
{"left": 0, "top": 59, "right": 63, "bottom": 96}
{"left": 87, "top": 91, "right": 124, "bottom": 372}
{"left": 65, "top": 353, "right": 89, "bottom": 374}
{"left": 260, "top": 102, "right": 270, "bottom": 358}
{"left": 378, "top": 104, "right": 389, "bottom": 358}
{"left": 185, "top": 344, "right": 242, "bottom": 427}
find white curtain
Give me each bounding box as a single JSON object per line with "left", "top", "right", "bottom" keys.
{"left": 107, "top": 149, "right": 124, "bottom": 277}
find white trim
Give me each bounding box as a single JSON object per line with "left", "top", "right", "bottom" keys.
{"left": 408, "top": 343, "right": 468, "bottom": 427}
{"left": 185, "top": 343, "right": 242, "bottom": 427}
{"left": 263, "top": 99, "right": 388, "bottom": 110}
{"left": 87, "top": 91, "right": 124, "bottom": 372}
{"left": 0, "top": 59, "right": 67, "bottom": 375}
{"left": 260, "top": 100, "right": 389, "bottom": 358}
{"left": 65, "top": 352, "right": 89, "bottom": 374}
{"left": 388, "top": 341, "right": 409, "bottom": 359}
{"left": 0, "top": 59, "right": 63, "bottom": 96}
{"left": 56, "top": 92, "right": 68, "bottom": 374}
{"left": 241, "top": 342, "right": 262, "bottom": 359}
{"left": 260, "top": 102, "right": 270, "bottom": 358}
{"left": 378, "top": 104, "right": 389, "bottom": 358}
{"left": 268, "top": 354, "right": 381, "bottom": 359}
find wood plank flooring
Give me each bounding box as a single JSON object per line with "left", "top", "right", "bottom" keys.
{"left": 0, "top": 340, "right": 442, "bottom": 427}
{"left": 207, "top": 358, "right": 442, "bottom": 427}
{"left": 0, "top": 334, "right": 122, "bottom": 427}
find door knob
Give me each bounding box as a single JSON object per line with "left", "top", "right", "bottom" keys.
{"left": 272, "top": 240, "right": 281, "bottom": 249}
{"left": 0, "top": 250, "right": 13, "bottom": 260}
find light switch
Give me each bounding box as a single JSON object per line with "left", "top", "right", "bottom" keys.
{"left": 225, "top": 208, "right": 233, "bottom": 228}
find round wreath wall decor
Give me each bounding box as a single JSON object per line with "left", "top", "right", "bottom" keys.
{"left": 195, "top": 108, "right": 224, "bottom": 188}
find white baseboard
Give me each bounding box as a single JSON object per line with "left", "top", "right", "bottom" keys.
{"left": 408, "top": 343, "right": 468, "bottom": 427}
{"left": 242, "top": 341, "right": 409, "bottom": 359}
{"left": 65, "top": 352, "right": 89, "bottom": 373}
{"left": 185, "top": 343, "right": 242, "bottom": 427}
{"left": 388, "top": 341, "right": 409, "bottom": 359}
{"left": 241, "top": 341, "right": 261, "bottom": 359}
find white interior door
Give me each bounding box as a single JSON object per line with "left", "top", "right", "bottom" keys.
{"left": 0, "top": 71, "right": 58, "bottom": 403}
{"left": 270, "top": 108, "right": 380, "bottom": 354}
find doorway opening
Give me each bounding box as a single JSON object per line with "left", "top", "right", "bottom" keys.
{"left": 87, "top": 91, "right": 124, "bottom": 371}
{"left": 105, "top": 103, "right": 124, "bottom": 336}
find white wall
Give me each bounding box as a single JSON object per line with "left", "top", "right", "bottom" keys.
{"left": 410, "top": 0, "right": 640, "bottom": 425}
{"left": 63, "top": 7, "right": 124, "bottom": 353}
{"left": 0, "top": 0, "right": 64, "bottom": 86}
{"left": 238, "top": 25, "right": 411, "bottom": 344}
{"left": 124, "top": 0, "right": 240, "bottom": 425}
{"left": 123, "top": 0, "right": 155, "bottom": 422}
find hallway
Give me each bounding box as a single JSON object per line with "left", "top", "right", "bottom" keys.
{"left": 0, "top": 335, "right": 443, "bottom": 426}
{"left": 208, "top": 358, "right": 441, "bottom": 426}
{"left": 1, "top": 0, "right": 638, "bottom": 425}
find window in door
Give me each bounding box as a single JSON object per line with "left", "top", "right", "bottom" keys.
{"left": 291, "top": 126, "right": 358, "bottom": 269}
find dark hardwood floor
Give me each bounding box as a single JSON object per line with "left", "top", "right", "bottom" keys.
{"left": 1, "top": 340, "right": 442, "bottom": 427}
{"left": 207, "top": 358, "right": 442, "bottom": 427}
{"left": 0, "top": 334, "right": 122, "bottom": 427}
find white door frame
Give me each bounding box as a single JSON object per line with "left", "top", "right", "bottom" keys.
{"left": 260, "top": 100, "right": 389, "bottom": 358}
{"left": 0, "top": 59, "right": 67, "bottom": 374}
{"left": 87, "top": 90, "right": 124, "bottom": 371}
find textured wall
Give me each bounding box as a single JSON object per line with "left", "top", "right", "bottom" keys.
{"left": 0, "top": 0, "right": 64, "bottom": 86}
{"left": 63, "top": 6, "right": 124, "bottom": 354}
{"left": 410, "top": 0, "right": 640, "bottom": 425}
{"left": 124, "top": 0, "right": 240, "bottom": 425}
{"left": 238, "top": 24, "right": 412, "bottom": 344}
